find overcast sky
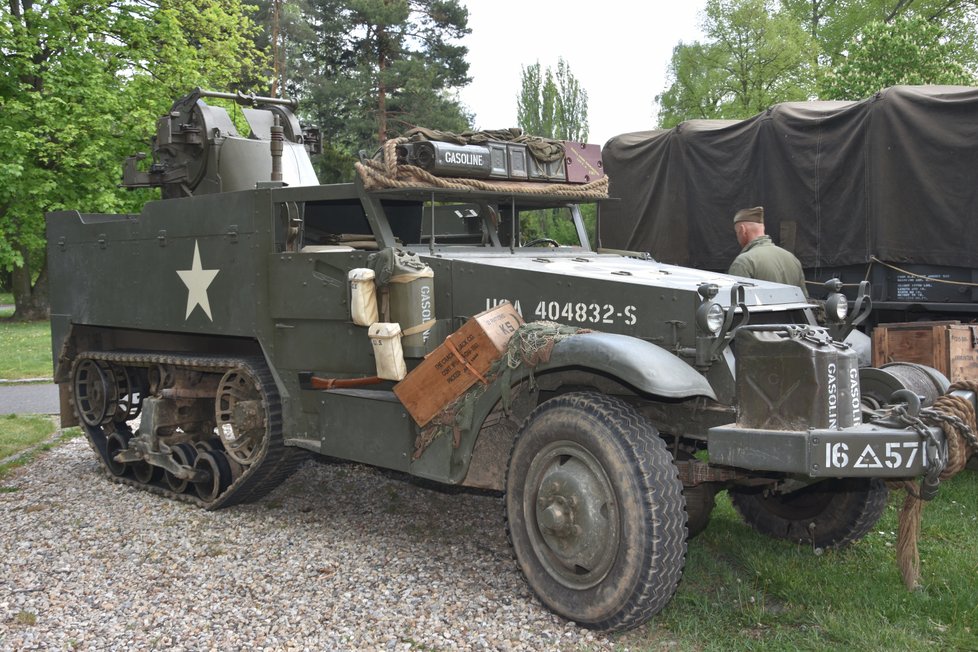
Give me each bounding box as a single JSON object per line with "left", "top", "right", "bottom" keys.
{"left": 457, "top": 1, "right": 708, "bottom": 146}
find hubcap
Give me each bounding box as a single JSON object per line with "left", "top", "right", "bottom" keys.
{"left": 525, "top": 441, "right": 620, "bottom": 589}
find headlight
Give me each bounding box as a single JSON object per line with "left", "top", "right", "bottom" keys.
{"left": 697, "top": 302, "right": 725, "bottom": 334}
{"left": 825, "top": 293, "right": 848, "bottom": 322}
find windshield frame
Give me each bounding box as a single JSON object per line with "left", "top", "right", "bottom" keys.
{"left": 365, "top": 184, "right": 600, "bottom": 253}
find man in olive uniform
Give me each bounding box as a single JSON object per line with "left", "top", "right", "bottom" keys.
{"left": 728, "top": 206, "right": 809, "bottom": 298}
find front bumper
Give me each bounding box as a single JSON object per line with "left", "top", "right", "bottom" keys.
{"left": 708, "top": 421, "right": 945, "bottom": 478}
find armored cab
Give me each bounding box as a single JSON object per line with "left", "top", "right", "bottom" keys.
{"left": 47, "top": 90, "right": 975, "bottom": 633}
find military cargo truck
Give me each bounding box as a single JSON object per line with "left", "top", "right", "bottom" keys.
{"left": 47, "top": 89, "right": 976, "bottom": 632}
{"left": 599, "top": 85, "right": 978, "bottom": 329}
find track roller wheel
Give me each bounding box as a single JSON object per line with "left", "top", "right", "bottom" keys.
{"left": 105, "top": 431, "right": 132, "bottom": 477}
{"left": 195, "top": 438, "right": 225, "bottom": 453}
{"left": 193, "top": 450, "right": 233, "bottom": 502}
{"left": 165, "top": 443, "right": 199, "bottom": 493}
{"left": 132, "top": 458, "right": 162, "bottom": 485}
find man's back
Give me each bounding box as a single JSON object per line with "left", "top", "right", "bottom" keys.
{"left": 728, "top": 235, "right": 808, "bottom": 297}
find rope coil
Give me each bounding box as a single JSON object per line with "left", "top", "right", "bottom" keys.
{"left": 356, "top": 139, "right": 610, "bottom": 200}
{"left": 889, "top": 379, "right": 978, "bottom": 589}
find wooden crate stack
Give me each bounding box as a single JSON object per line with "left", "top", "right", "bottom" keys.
{"left": 872, "top": 321, "right": 978, "bottom": 383}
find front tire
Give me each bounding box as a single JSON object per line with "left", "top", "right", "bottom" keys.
{"left": 729, "top": 478, "right": 888, "bottom": 549}
{"left": 505, "top": 392, "right": 686, "bottom": 632}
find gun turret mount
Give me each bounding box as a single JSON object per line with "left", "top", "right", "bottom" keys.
{"left": 122, "top": 88, "right": 320, "bottom": 198}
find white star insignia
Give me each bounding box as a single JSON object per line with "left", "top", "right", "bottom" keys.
{"left": 177, "top": 240, "right": 220, "bottom": 321}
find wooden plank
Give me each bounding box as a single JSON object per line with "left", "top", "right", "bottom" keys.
{"left": 947, "top": 325, "right": 978, "bottom": 383}
{"left": 871, "top": 320, "right": 978, "bottom": 383}
{"left": 872, "top": 323, "right": 946, "bottom": 369}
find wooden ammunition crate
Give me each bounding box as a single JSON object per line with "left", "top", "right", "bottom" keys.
{"left": 394, "top": 303, "right": 523, "bottom": 426}
{"left": 872, "top": 321, "right": 978, "bottom": 383}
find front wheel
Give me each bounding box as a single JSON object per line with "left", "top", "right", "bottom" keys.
{"left": 729, "top": 478, "right": 888, "bottom": 549}
{"left": 505, "top": 392, "right": 686, "bottom": 632}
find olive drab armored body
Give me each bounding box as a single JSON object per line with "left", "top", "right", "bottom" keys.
{"left": 47, "top": 90, "right": 978, "bottom": 633}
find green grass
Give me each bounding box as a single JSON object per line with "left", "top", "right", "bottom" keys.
{"left": 0, "top": 292, "right": 12, "bottom": 319}
{"left": 0, "top": 415, "right": 78, "bottom": 482}
{"left": 0, "top": 413, "right": 57, "bottom": 459}
{"left": 617, "top": 475, "right": 978, "bottom": 651}
{"left": 0, "top": 317, "right": 52, "bottom": 379}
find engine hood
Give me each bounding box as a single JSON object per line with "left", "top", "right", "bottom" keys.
{"left": 422, "top": 249, "right": 809, "bottom": 311}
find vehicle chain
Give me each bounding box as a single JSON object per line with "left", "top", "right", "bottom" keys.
{"left": 71, "top": 351, "right": 305, "bottom": 510}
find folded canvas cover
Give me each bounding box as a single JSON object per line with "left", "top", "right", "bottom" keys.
{"left": 601, "top": 86, "right": 978, "bottom": 273}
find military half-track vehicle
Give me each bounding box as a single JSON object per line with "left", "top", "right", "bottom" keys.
{"left": 47, "top": 89, "right": 976, "bottom": 633}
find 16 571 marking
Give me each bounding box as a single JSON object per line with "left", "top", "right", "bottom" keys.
{"left": 825, "top": 441, "right": 921, "bottom": 470}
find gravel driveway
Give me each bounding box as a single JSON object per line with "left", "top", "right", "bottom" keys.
{"left": 0, "top": 437, "right": 624, "bottom": 651}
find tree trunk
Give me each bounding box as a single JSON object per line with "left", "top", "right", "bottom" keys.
{"left": 377, "top": 24, "right": 388, "bottom": 144}
{"left": 377, "top": 68, "right": 388, "bottom": 143}
{"left": 10, "top": 248, "right": 50, "bottom": 322}
{"left": 271, "top": 0, "right": 284, "bottom": 96}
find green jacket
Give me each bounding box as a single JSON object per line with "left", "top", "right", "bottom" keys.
{"left": 728, "top": 235, "right": 809, "bottom": 298}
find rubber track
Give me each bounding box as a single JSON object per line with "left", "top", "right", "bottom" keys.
{"left": 73, "top": 351, "right": 304, "bottom": 510}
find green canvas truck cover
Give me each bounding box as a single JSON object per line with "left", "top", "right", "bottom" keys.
{"left": 600, "top": 85, "right": 978, "bottom": 273}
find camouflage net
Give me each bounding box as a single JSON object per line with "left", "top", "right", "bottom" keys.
{"left": 888, "top": 379, "right": 978, "bottom": 589}
{"left": 412, "top": 321, "right": 590, "bottom": 458}
{"left": 355, "top": 137, "right": 609, "bottom": 200}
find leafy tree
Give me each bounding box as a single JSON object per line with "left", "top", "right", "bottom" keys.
{"left": 515, "top": 58, "right": 592, "bottom": 245}
{"left": 657, "top": 0, "right": 978, "bottom": 125}
{"left": 781, "top": 0, "right": 877, "bottom": 67}
{"left": 517, "top": 58, "right": 589, "bottom": 141}
{"left": 517, "top": 62, "right": 556, "bottom": 137}
{"left": 655, "top": 42, "right": 737, "bottom": 124}
{"left": 280, "top": 0, "right": 472, "bottom": 182}
{"left": 0, "top": 0, "right": 265, "bottom": 320}
{"left": 820, "top": 14, "right": 976, "bottom": 98}
{"left": 657, "top": 0, "right": 814, "bottom": 127}
{"left": 248, "top": 0, "right": 318, "bottom": 95}
{"left": 782, "top": 0, "right": 978, "bottom": 68}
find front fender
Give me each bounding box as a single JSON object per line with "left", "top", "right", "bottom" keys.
{"left": 537, "top": 332, "right": 717, "bottom": 400}
{"left": 441, "top": 332, "right": 717, "bottom": 484}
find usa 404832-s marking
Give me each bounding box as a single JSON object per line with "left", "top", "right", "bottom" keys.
{"left": 485, "top": 299, "right": 638, "bottom": 326}
{"left": 534, "top": 301, "right": 638, "bottom": 326}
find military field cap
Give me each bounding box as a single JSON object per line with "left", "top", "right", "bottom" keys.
{"left": 733, "top": 206, "right": 764, "bottom": 224}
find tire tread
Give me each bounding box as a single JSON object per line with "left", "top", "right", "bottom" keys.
{"left": 505, "top": 392, "right": 687, "bottom": 632}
